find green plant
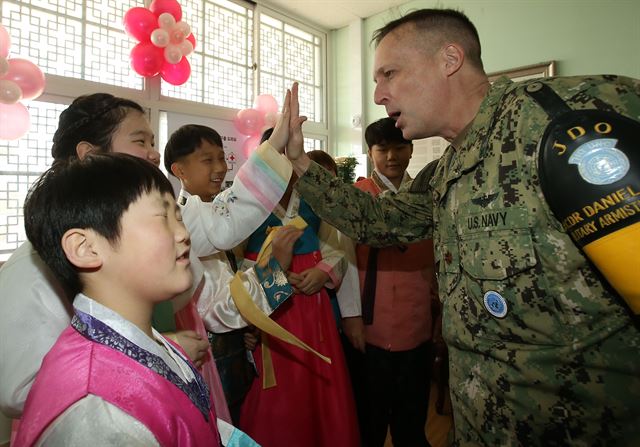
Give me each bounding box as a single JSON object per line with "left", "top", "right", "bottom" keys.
{"left": 335, "top": 156, "right": 359, "bottom": 184}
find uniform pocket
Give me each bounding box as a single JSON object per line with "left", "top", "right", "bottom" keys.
{"left": 459, "top": 228, "right": 537, "bottom": 280}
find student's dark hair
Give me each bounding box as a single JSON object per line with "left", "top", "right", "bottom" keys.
{"left": 365, "top": 117, "right": 412, "bottom": 149}
{"left": 260, "top": 127, "right": 274, "bottom": 144}
{"left": 51, "top": 93, "right": 145, "bottom": 161}
{"left": 24, "top": 153, "right": 174, "bottom": 299}
{"left": 372, "top": 8, "right": 483, "bottom": 70}
{"left": 163, "top": 124, "right": 224, "bottom": 174}
{"left": 307, "top": 150, "right": 337, "bottom": 175}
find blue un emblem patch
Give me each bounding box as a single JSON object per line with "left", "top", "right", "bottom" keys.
{"left": 483, "top": 290, "right": 508, "bottom": 318}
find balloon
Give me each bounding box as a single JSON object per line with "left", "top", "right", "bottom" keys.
{"left": 164, "top": 44, "right": 182, "bottom": 64}
{"left": 0, "top": 102, "right": 30, "bottom": 140}
{"left": 264, "top": 111, "right": 278, "bottom": 128}
{"left": 0, "top": 79, "right": 22, "bottom": 104}
{"left": 254, "top": 94, "right": 278, "bottom": 116}
{"left": 0, "top": 24, "right": 10, "bottom": 59}
{"left": 130, "top": 41, "right": 163, "bottom": 77}
{"left": 160, "top": 57, "right": 191, "bottom": 86}
{"left": 3, "top": 58, "right": 45, "bottom": 100}
{"left": 175, "top": 21, "right": 191, "bottom": 38}
{"left": 123, "top": 7, "right": 157, "bottom": 42}
{"left": 242, "top": 135, "right": 261, "bottom": 158}
{"left": 150, "top": 28, "right": 170, "bottom": 48}
{"left": 234, "top": 108, "right": 265, "bottom": 136}
{"left": 157, "top": 12, "right": 176, "bottom": 30}
{"left": 169, "top": 27, "right": 186, "bottom": 45}
{"left": 178, "top": 40, "right": 194, "bottom": 56}
{"left": 186, "top": 33, "right": 196, "bottom": 50}
{"left": 0, "top": 56, "right": 8, "bottom": 77}
{"left": 151, "top": 0, "right": 182, "bottom": 22}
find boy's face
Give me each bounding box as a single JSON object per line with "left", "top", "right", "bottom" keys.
{"left": 175, "top": 140, "right": 227, "bottom": 202}
{"left": 369, "top": 142, "right": 412, "bottom": 183}
{"left": 101, "top": 190, "right": 192, "bottom": 303}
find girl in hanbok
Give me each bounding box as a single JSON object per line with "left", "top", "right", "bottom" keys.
{"left": 238, "top": 129, "right": 360, "bottom": 447}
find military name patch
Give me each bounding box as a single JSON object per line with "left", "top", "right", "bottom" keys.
{"left": 483, "top": 290, "right": 508, "bottom": 318}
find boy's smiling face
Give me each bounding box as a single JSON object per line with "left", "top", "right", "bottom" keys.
{"left": 174, "top": 140, "right": 227, "bottom": 202}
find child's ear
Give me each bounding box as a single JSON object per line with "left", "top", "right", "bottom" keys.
{"left": 61, "top": 228, "right": 103, "bottom": 269}
{"left": 76, "top": 141, "right": 97, "bottom": 160}
{"left": 170, "top": 162, "right": 185, "bottom": 180}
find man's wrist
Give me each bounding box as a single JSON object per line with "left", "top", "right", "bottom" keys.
{"left": 291, "top": 154, "right": 311, "bottom": 176}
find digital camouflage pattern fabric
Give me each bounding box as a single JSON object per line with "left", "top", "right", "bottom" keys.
{"left": 295, "top": 75, "right": 640, "bottom": 446}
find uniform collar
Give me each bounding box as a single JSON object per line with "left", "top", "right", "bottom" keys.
{"left": 431, "top": 77, "right": 513, "bottom": 204}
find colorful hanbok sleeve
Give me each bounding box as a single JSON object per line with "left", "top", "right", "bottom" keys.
{"left": 181, "top": 141, "right": 292, "bottom": 257}
{"left": 192, "top": 252, "right": 292, "bottom": 334}
{"left": 316, "top": 220, "right": 347, "bottom": 289}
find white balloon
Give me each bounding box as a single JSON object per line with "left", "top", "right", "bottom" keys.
{"left": 150, "top": 29, "right": 170, "bottom": 48}
{"left": 158, "top": 13, "right": 176, "bottom": 30}
{"left": 176, "top": 21, "right": 191, "bottom": 38}
{"left": 178, "top": 40, "right": 194, "bottom": 56}
{"left": 164, "top": 45, "right": 182, "bottom": 64}
{"left": 0, "top": 79, "right": 23, "bottom": 104}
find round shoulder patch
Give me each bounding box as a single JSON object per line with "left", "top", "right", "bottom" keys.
{"left": 483, "top": 291, "right": 508, "bottom": 318}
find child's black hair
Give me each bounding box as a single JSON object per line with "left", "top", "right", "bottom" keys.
{"left": 164, "top": 124, "right": 224, "bottom": 174}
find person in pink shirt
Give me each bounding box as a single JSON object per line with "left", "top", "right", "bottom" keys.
{"left": 351, "top": 117, "right": 438, "bottom": 447}
{"left": 15, "top": 153, "right": 227, "bottom": 446}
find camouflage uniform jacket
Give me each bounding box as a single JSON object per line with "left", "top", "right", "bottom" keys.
{"left": 296, "top": 75, "right": 640, "bottom": 446}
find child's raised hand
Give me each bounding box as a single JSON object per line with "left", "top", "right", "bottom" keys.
{"left": 295, "top": 267, "right": 329, "bottom": 296}
{"left": 267, "top": 88, "right": 292, "bottom": 153}
{"left": 271, "top": 225, "right": 304, "bottom": 271}
{"left": 286, "top": 82, "right": 308, "bottom": 161}
{"left": 268, "top": 83, "right": 308, "bottom": 158}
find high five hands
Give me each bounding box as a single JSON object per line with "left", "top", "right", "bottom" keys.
{"left": 267, "top": 82, "right": 312, "bottom": 173}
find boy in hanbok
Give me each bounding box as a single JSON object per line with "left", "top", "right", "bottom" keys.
{"left": 237, "top": 129, "right": 360, "bottom": 447}
{"left": 165, "top": 124, "right": 303, "bottom": 424}
{"left": 15, "top": 153, "right": 244, "bottom": 446}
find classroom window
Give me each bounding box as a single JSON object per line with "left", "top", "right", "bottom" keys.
{"left": 0, "top": 0, "right": 328, "bottom": 261}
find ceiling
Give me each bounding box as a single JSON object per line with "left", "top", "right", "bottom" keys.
{"left": 257, "top": 0, "right": 410, "bottom": 30}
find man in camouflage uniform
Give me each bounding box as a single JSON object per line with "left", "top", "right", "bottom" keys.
{"left": 282, "top": 8, "right": 640, "bottom": 447}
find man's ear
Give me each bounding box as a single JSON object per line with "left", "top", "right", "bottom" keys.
{"left": 76, "top": 141, "right": 96, "bottom": 160}
{"left": 61, "top": 228, "right": 103, "bottom": 269}
{"left": 442, "top": 43, "right": 464, "bottom": 76}
{"left": 170, "top": 161, "right": 185, "bottom": 180}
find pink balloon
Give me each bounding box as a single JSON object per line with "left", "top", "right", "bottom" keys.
{"left": 130, "top": 41, "right": 163, "bottom": 77}
{"left": 150, "top": 0, "right": 182, "bottom": 22}
{"left": 0, "top": 24, "right": 10, "bottom": 59}
{"left": 3, "top": 59, "right": 45, "bottom": 100}
{"left": 0, "top": 79, "right": 22, "bottom": 104}
{"left": 186, "top": 33, "right": 196, "bottom": 50}
{"left": 160, "top": 57, "right": 191, "bottom": 86}
{"left": 233, "top": 108, "right": 265, "bottom": 136}
{"left": 264, "top": 111, "right": 278, "bottom": 128}
{"left": 0, "top": 102, "right": 30, "bottom": 140}
{"left": 123, "top": 7, "right": 157, "bottom": 42}
{"left": 242, "top": 135, "right": 261, "bottom": 158}
{"left": 254, "top": 94, "right": 279, "bottom": 116}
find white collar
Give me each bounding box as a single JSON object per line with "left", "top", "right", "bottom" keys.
{"left": 73, "top": 294, "right": 195, "bottom": 382}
